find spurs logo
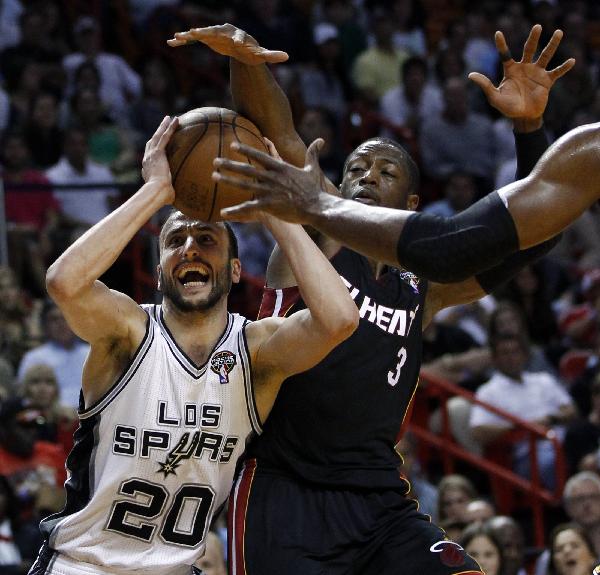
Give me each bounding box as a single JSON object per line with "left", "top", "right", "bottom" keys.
{"left": 158, "top": 431, "right": 199, "bottom": 477}
{"left": 210, "top": 351, "right": 236, "bottom": 384}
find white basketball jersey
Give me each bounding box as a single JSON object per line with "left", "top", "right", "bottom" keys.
{"left": 39, "top": 305, "right": 260, "bottom": 575}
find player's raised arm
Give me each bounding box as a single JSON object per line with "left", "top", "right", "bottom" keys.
{"left": 45, "top": 117, "right": 178, "bottom": 398}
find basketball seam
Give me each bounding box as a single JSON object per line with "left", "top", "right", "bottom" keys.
{"left": 207, "top": 112, "right": 224, "bottom": 221}
{"left": 172, "top": 121, "right": 210, "bottom": 187}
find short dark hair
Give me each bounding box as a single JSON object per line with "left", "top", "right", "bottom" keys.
{"left": 159, "top": 210, "right": 238, "bottom": 260}
{"left": 343, "top": 138, "right": 420, "bottom": 196}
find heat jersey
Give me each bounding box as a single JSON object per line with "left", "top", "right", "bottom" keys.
{"left": 248, "top": 247, "right": 427, "bottom": 490}
{"left": 37, "top": 306, "right": 260, "bottom": 575}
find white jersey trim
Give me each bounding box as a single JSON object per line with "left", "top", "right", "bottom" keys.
{"left": 154, "top": 305, "right": 235, "bottom": 379}
{"left": 80, "top": 315, "right": 154, "bottom": 419}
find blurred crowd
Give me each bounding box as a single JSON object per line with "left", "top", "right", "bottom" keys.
{"left": 2, "top": 0, "right": 600, "bottom": 573}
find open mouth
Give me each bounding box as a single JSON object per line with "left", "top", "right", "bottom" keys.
{"left": 177, "top": 265, "right": 210, "bottom": 288}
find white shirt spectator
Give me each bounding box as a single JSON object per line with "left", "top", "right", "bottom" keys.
{"left": 470, "top": 370, "right": 572, "bottom": 429}
{"left": 18, "top": 341, "right": 90, "bottom": 408}
{"left": 46, "top": 158, "right": 119, "bottom": 225}
{"left": 63, "top": 52, "right": 141, "bottom": 127}
{"left": 380, "top": 83, "right": 442, "bottom": 129}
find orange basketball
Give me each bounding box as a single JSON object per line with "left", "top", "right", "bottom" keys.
{"left": 166, "top": 107, "right": 268, "bottom": 221}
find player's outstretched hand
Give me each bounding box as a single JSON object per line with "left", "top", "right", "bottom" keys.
{"left": 167, "top": 23, "right": 289, "bottom": 66}
{"left": 142, "top": 116, "right": 178, "bottom": 202}
{"left": 468, "top": 24, "right": 575, "bottom": 120}
{"left": 213, "top": 139, "right": 327, "bottom": 223}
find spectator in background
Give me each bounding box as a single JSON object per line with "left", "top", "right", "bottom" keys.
{"left": 63, "top": 16, "right": 141, "bottom": 128}
{"left": 46, "top": 126, "right": 119, "bottom": 228}
{"left": 423, "top": 171, "right": 478, "bottom": 218}
{"left": 24, "top": 91, "right": 63, "bottom": 170}
{"left": 463, "top": 499, "right": 495, "bottom": 524}
{"left": 0, "top": 398, "right": 66, "bottom": 519}
{"left": 387, "top": 0, "right": 426, "bottom": 56}
{"left": 194, "top": 531, "right": 226, "bottom": 575}
{"left": 298, "top": 23, "right": 350, "bottom": 121}
{"left": 460, "top": 523, "right": 504, "bottom": 575}
{"left": 379, "top": 56, "right": 443, "bottom": 139}
{"left": 548, "top": 523, "right": 597, "bottom": 575}
{"left": 351, "top": 8, "right": 408, "bottom": 102}
{"left": 488, "top": 516, "right": 527, "bottom": 575}
{"left": 2, "top": 131, "right": 60, "bottom": 295}
{"left": 437, "top": 474, "right": 477, "bottom": 524}
{"left": 297, "top": 107, "right": 345, "bottom": 184}
{"left": 6, "top": 59, "right": 42, "bottom": 128}
{"left": 395, "top": 432, "right": 438, "bottom": 520}
{"left": 470, "top": 333, "right": 576, "bottom": 490}
{"left": 463, "top": 10, "right": 498, "bottom": 81}
{"left": 564, "top": 373, "right": 600, "bottom": 474}
{"left": 130, "top": 56, "right": 178, "bottom": 144}
{"left": 19, "top": 363, "right": 77, "bottom": 456}
{"left": 17, "top": 300, "right": 89, "bottom": 408}
{"left": 68, "top": 85, "right": 137, "bottom": 181}
{"left": 420, "top": 76, "right": 495, "bottom": 185}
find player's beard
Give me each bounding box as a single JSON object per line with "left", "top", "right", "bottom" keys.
{"left": 159, "top": 263, "right": 232, "bottom": 313}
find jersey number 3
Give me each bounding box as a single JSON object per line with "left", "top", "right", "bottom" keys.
{"left": 388, "top": 346, "right": 407, "bottom": 387}
{"left": 106, "top": 478, "right": 215, "bottom": 547}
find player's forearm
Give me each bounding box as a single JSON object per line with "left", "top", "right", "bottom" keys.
{"left": 305, "top": 194, "right": 406, "bottom": 267}
{"left": 230, "top": 60, "right": 305, "bottom": 166}
{"left": 46, "top": 181, "right": 171, "bottom": 299}
{"left": 266, "top": 218, "right": 359, "bottom": 335}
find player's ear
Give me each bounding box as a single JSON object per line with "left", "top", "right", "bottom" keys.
{"left": 408, "top": 194, "right": 419, "bottom": 211}
{"left": 231, "top": 259, "right": 242, "bottom": 284}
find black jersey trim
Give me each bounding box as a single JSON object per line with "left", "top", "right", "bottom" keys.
{"left": 156, "top": 306, "right": 234, "bottom": 379}
{"left": 41, "top": 412, "right": 101, "bottom": 547}
{"left": 79, "top": 312, "right": 153, "bottom": 418}
{"left": 239, "top": 322, "right": 262, "bottom": 435}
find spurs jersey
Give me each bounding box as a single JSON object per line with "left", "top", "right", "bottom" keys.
{"left": 36, "top": 306, "right": 260, "bottom": 575}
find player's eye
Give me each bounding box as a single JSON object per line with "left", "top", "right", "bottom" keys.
{"left": 382, "top": 170, "right": 396, "bottom": 178}
{"left": 349, "top": 166, "right": 364, "bottom": 173}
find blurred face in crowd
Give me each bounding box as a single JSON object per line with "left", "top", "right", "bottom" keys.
{"left": 489, "top": 518, "right": 525, "bottom": 575}
{"left": 443, "top": 78, "right": 468, "bottom": 123}
{"left": 564, "top": 479, "right": 600, "bottom": 528}
{"left": 63, "top": 130, "right": 89, "bottom": 171}
{"left": 465, "top": 535, "right": 501, "bottom": 575}
{"left": 492, "top": 339, "right": 528, "bottom": 380}
{"left": 463, "top": 500, "right": 494, "bottom": 524}
{"left": 3, "top": 134, "right": 29, "bottom": 171}
{"left": 440, "top": 486, "right": 471, "bottom": 522}
{"left": 514, "top": 265, "right": 539, "bottom": 296}
{"left": 44, "top": 305, "right": 77, "bottom": 347}
{"left": 445, "top": 173, "right": 476, "bottom": 212}
{"left": 552, "top": 528, "right": 596, "bottom": 575}
{"left": 23, "top": 365, "right": 59, "bottom": 409}
{"left": 404, "top": 62, "right": 426, "bottom": 101}
{"left": 32, "top": 93, "right": 59, "bottom": 130}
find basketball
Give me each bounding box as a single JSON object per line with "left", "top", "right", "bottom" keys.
{"left": 166, "top": 107, "right": 268, "bottom": 221}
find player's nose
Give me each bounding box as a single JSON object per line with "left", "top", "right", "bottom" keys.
{"left": 359, "top": 167, "right": 378, "bottom": 185}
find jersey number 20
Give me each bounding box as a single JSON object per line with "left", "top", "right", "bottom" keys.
{"left": 106, "top": 478, "right": 215, "bottom": 547}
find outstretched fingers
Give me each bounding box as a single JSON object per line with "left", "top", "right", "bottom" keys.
{"left": 495, "top": 30, "right": 513, "bottom": 64}
{"left": 221, "top": 200, "right": 265, "bottom": 222}
{"left": 536, "top": 29, "right": 564, "bottom": 68}
{"left": 229, "top": 142, "right": 285, "bottom": 170}
{"left": 157, "top": 117, "right": 179, "bottom": 149}
{"left": 211, "top": 171, "right": 272, "bottom": 193}
{"left": 213, "top": 157, "right": 278, "bottom": 183}
{"left": 468, "top": 72, "right": 496, "bottom": 98}
{"left": 521, "top": 24, "right": 542, "bottom": 63}
{"left": 146, "top": 116, "right": 173, "bottom": 150}
{"left": 548, "top": 58, "right": 576, "bottom": 82}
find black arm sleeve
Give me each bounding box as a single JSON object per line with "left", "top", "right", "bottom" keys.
{"left": 475, "top": 233, "right": 562, "bottom": 293}
{"left": 473, "top": 126, "right": 555, "bottom": 293}
{"left": 515, "top": 127, "right": 549, "bottom": 179}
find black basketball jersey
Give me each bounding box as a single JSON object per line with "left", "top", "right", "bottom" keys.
{"left": 248, "top": 247, "right": 428, "bottom": 489}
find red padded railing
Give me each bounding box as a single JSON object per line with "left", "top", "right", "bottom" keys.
{"left": 408, "top": 370, "right": 567, "bottom": 547}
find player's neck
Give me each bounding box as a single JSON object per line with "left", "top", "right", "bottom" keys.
{"left": 162, "top": 300, "right": 229, "bottom": 366}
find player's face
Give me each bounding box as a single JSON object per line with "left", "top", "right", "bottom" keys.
{"left": 340, "top": 143, "right": 419, "bottom": 211}
{"left": 158, "top": 219, "right": 240, "bottom": 313}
